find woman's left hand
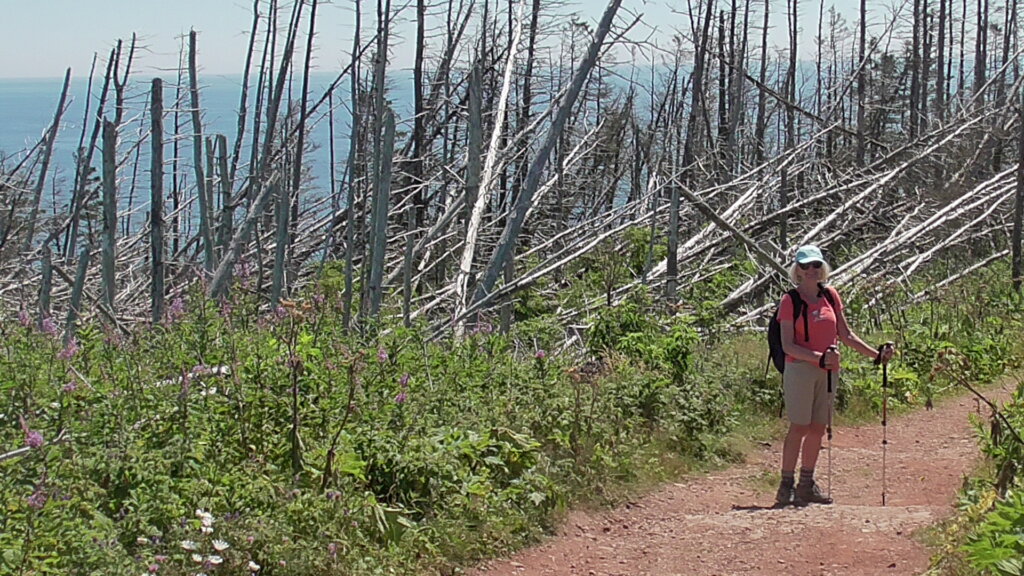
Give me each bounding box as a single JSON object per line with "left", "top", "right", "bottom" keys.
{"left": 877, "top": 342, "right": 895, "bottom": 365}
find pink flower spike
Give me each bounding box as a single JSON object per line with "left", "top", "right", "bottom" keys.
{"left": 25, "top": 430, "right": 44, "bottom": 449}
{"left": 19, "top": 417, "right": 44, "bottom": 448}
{"left": 166, "top": 297, "right": 186, "bottom": 324}
{"left": 57, "top": 338, "right": 79, "bottom": 361}
{"left": 27, "top": 488, "right": 47, "bottom": 509}
{"left": 40, "top": 317, "right": 58, "bottom": 337}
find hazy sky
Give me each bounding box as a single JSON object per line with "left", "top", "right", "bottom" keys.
{"left": 1, "top": 0, "right": 868, "bottom": 80}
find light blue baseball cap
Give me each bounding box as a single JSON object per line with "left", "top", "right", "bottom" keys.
{"left": 795, "top": 245, "right": 825, "bottom": 264}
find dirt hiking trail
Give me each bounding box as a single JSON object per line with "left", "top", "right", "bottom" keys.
{"left": 470, "top": 383, "right": 1014, "bottom": 576}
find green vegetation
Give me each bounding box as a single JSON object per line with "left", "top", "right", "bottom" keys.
{"left": 3, "top": 248, "right": 1024, "bottom": 575}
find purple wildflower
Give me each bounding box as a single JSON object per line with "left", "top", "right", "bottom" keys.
{"left": 58, "top": 337, "right": 79, "bottom": 361}
{"left": 377, "top": 347, "right": 389, "bottom": 363}
{"left": 166, "top": 297, "right": 186, "bottom": 324}
{"left": 27, "top": 488, "right": 47, "bottom": 510}
{"left": 274, "top": 306, "right": 288, "bottom": 320}
{"left": 399, "top": 373, "right": 410, "bottom": 388}
{"left": 219, "top": 299, "right": 233, "bottom": 318}
{"left": 328, "top": 542, "right": 338, "bottom": 558}
{"left": 19, "top": 416, "right": 43, "bottom": 448}
{"left": 535, "top": 349, "right": 546, "bottom": 360}
{"left": 40, "top": 317, "right": 58, "bottom": 337}
{"left": 238, "top": 257, "right": 253, "bottom": 280}
{"left": 395, "top": 391, "right": 407, "bottom": 404}
{"left": 18, "top": 308, "right": 31, "bottom": 328}
{"left": 25, "top": 429, "right": 44, "bottom": 449}
{"left": 148, "top": 564, "right": 159, "bottom": 573}
{"left": 62, "top": 380, "right": 78, "bottom": 393}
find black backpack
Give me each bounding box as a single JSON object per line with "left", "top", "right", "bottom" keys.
{"left": 766, "top": 282, "right": 836, "bottom": 374}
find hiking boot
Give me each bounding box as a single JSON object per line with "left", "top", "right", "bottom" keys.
{"left": 795, "top": 481, "right": 833, "bottom": 505}
{"left": 774, "top": 483, "right": 796, "bottom": 508}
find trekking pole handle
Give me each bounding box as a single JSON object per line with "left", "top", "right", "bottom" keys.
{"left": 825, "top": 345, "right": 837, "bottom": 393}
{"left": 819, "top": 345, "right": 838, "bottom": 369}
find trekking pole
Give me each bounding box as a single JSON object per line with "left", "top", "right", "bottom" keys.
{"left": 880, "top": 343, "right": 892, "bottom": 506}
{"left": 826, "top": 345, "right": 837, "bottom": 501}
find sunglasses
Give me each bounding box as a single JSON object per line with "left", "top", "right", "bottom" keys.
{"left": 798, "top": 261, "right": 823, "bottom": 270}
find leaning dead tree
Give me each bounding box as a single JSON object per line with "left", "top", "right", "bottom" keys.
{"left": 1, "top": 0, "right": 1023, "bottom": 341}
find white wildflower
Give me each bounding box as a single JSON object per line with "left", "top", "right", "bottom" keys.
{"left": 195, "top": 509, "right": 214, "bottom": 527}
{"left": 136, "top": 536, "right": 148, "bottom": 545}
{"left": 212, "top": 539, "right": 230, "bottom": 551}
{"left": 200, "top": 526, "right": 214, "bottom": 534}
{"left": 248, "top": 561, "right": 261, "bottom": 572}
{"left": 192, "top": 553, "right": 204, "bottom": 563}
{"left": 180, "top": 540, "right": 199, "bottom": 551}
{"left": 207, "top": 555, "right": 223, "bottom": 565}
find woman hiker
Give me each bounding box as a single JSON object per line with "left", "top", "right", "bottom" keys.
{"left": 775, "top": 245, "right": 894, "bottom": 506}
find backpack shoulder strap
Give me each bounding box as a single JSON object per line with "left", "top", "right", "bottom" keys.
{"left": 786, "top": 289, "right": 804, "bottom": 321}
{"left": 817, "top": 282, "right": 837, "bottom": 306}
{"left": 788, "top": 288, "right": 810, "bottom": 342}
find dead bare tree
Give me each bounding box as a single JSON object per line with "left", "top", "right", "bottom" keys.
{"left": 755, "top": 0, "right": 771, "bottom": 164}
{"left": 20, "top": 69, "right": 70, "bottom": 254}
{"left": 100, "top": 120, "right": 117, "bottom": 312}
{"left": 188, "top": 30, "right": 215, "bottom": 274}
{"left": 1013, "top": 103, "right": 1024, "bottom": 293}
{"left": 151, "top": 78, "right": 165, "bottom": 323}
{"left": 342, "top": 0, "right": 363, "bottom": 330}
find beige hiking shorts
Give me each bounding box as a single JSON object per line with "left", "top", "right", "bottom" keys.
{"left": 782, "top": 360, "right": 839, "bottom": 426}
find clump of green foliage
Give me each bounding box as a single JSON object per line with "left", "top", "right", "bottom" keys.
{"left": 0, "top": 276, "right": 733, "bottom": 575}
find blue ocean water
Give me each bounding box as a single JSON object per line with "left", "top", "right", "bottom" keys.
{"left": 0, "top": 72, "right": 413, "bottom": 221}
